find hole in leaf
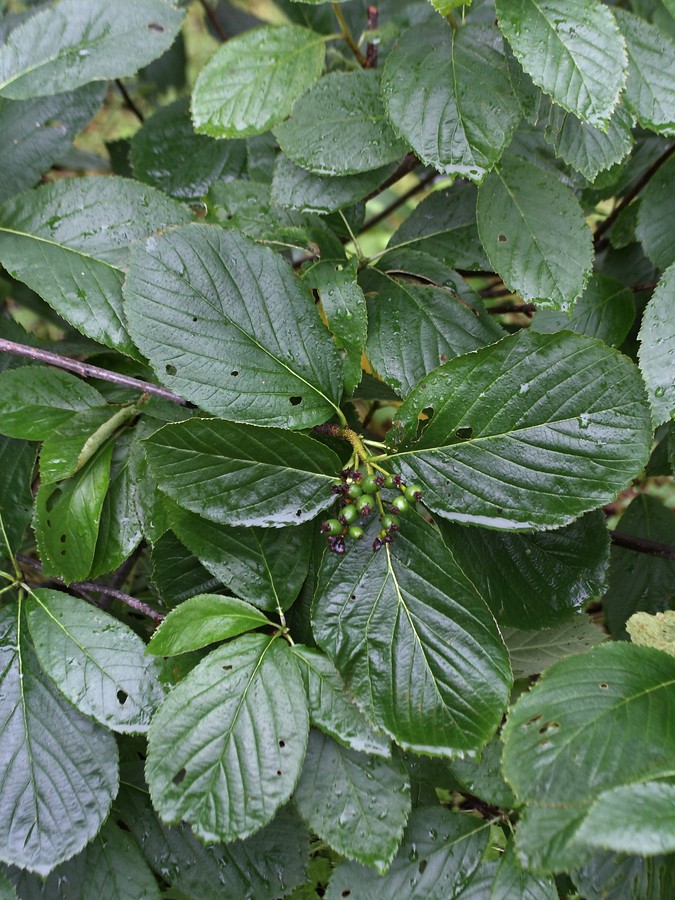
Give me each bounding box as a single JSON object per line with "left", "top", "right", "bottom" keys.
{"left": 350, "top": 594, "right": 356, "bottom": 600}
{"left": 599, "top": 682, "right": 608, "bottom": 690}
{"left": 60, "top": 534, "right": 66, "bottom": 543}
{"left": 46, "top": 518, "right": 51, "bottom": 527}
{"left": 45, "top": 489, "right": 62, "bottom": 513}
{"left": 538, "top": 721, "right": 560, "bottom": 735}
{"left": 418, "top": 860, "right": 428, "bottom": 875}
{"left": 276, "top": 770, "right": 282, "bottom": 776}
{"left": 147, "top": 21, "right": 165, "bottom": 31}
{"left": 172, "top": 768, "right": 186, "bottom": 785}
{"left": 289, "top": 396, "right": 302, "bottom": 406}
{"left": 60, "top": 550, "right": 66, "bottom": 556}
{"left": 279, "top": 740, "right": 285, "bottom": 748}
{"left": 137, "top": 751, "right": 147, "bottom": 761}
{"left": 455, "top": 426, "right": 473, "bottom": 440}
{"left": 231, "top": 370, "right": 239, "bottom": 377}
{"left": 223, "top": 664, "right": 233, "bottom": 670}
{"left": 115, "top": 819, "right": 131, "bottom": 832}
{"left": 165, "top": 364, "right": 177, "bottom": 376}
{"left": 497, "top": 233, "right": 508, "bottom": 243}
{"left": 439, "top": 354, "right": 447, "bottom": 363}
{"left": 192, "top": 317, "right": 198, "bottom": 323}
{"left": 341, "top": 892, "right": 351, "bottom": 898}
{"left": 117, "top": 690, "right": 128, "bottom": 705}
{"left": 295, "top": 509, "right": 302, "bottom": 517}
{"left": 525, "top": 714, "right": 543, "bottom": 726}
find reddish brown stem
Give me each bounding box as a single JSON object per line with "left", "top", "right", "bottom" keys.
{"left": 609, "top": 531, "right": 675, "bottom": 561}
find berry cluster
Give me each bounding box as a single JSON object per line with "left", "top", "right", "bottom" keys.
{"left": 321, "top": 468, "right": 423, "bottom": 554}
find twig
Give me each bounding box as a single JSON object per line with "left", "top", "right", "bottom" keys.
{"left": 594, "top": 142, "right": 675, "bottom": 249}
{"left": 631, "top": 281, "right": 657, "bottom": 292}
{"left": 115, "top": 79, "right": 144, "bottom": 124}
{"left": 17, "top": 554, "right": 164, "bottom": 625}
{"left": 0, "top": 339, "right": 187, "bottom": 405}
{"left": 364, "top": 153, "right": 419, "bottom": 203}
{"left": 364, "top": 5, "right": 379, "bottom": 68}
{"left": 361, "top": 170, "right": 437, "bottom": 233}
{"left": 455, "top": 270, "right": 498, "bottom": 280}
{"left": 609, "top": 531, "right": 675, "bottom": 561}
{"left": 333, "top": 3, "right": 367, "bottom": 66}
{"left": 199, "top": 0, "right": 228, "bottom": 42}
{"left": 486, "top": 302, "right": 537, "bottom": 316}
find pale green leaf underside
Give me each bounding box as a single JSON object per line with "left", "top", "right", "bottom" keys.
{"left": 636, "top": 155, "right": 675, "bottom": 270}
{"left": 192, "top": 25, "right": 326, "bottom": 139}
{"left": 496, "top": 0, "right": 626, "bottom": 129}
{"left": 638, "top": 263, "right": 675, "bottom": 426}
{"left": 501, "top": 616, "right": 606, "bottom": 678}
{"left": 543, "top": 102, "right": 634, "bottom": 182}
{"left": 390, "top": 331, "right": 651, "bottom": 531}
{"left": 0, "top": 0, "right": 183, "bottom": 99}
{"left": 575, "top": 783, "right": 675, "bottom": 856}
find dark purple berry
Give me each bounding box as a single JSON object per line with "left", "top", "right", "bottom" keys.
{"left": 372, "top": 536, "right": 384, "bottom": 552}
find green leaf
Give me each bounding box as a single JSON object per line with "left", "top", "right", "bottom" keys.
{"left": 0, "top": 437, "right": 36, "bottom": 556}
{"left": 495, "top": 0, "right": 627, "bottom": 129}
{"left": 446, "top": 735, "right": 517, "bottom": 808}
{"left": 615, "top": 9, "right": 675, "bottom": 137}
{"left": 313, "top": 513, "right": 511, "bottom": 756}
{"left": 150, "top": 531, "right": 221, "bottom": 607}
{"left": 144, "top": 418, "right": 340, "bottom": 527}
{"left": 0, "top": 604, "right": 118, "bottom": 875}
{"left": 572, "top": 850, "right": 675, "bottom": 899}
{"left": 638, "top": 264, "right": 675, "bottom": 426}
{"left": 324, "top": 807, "right": 489, "bottom": 900}
{"left": 384, "top": 182, "right": 489, "bottom": 272}
{"left": 603, "top": 496, "right": 675, "bottom": 639}
{"left": 476, "top": 153, "right": 593, "bottom": 309}
{"left": 123, "top": 224, "right": 343, "bottom": 426}
{"left": 147, "top": 593, "right": 274, "bottom": 656}
{"left": 146, "top": 633, "right": 309, "bottom": 843}
{"left": 636, "top": 157, "right": 675, "bottom": 270}
{"left": 26, "top": 587, "right": 164, "bottom": 733}
{"left": 169, "top": 502, "right": 312, "bottom": 611}
{"left": 530, "top": 271, "right": 635, "bottom": 348}
{"left": 489, "top": 843, "right": 558, "bottom": 899}
{"left": 502, "top": 616, "right": 607, "bottom": 678}
{"left": 0, "top": 83, "right": 104, "bottom": 203}
{"left": 543, "top": 101, "right": 633, "bottom": 183}
{"left": 34, "top": 441, "right": 113, "bottom": 583}
{"left": 389, "top": 330, "right": 652, "bottom": 530}
{"left": 272, "top": 155, "right": 398, "bottom": 215}
{"left": 130, "top": 96, "right": 246, "bottom": 199}
{"left": 428, "top": 0, "right": 470, "bottom": 16}
{"left": 382, "top": 23, "right": 520, "bottom": 182}
{"left": 0, "top": 367, "right": 105, "bottom": 440}
{"left": 438, "top": 512, "right": 610, "bottom": 628}
{"left": 0, "top": 871, "right": 16, "bottom": 900}
{"left": 192, "top": 25, "right": 325, "bottom": 139}
{"left": 0, "top": 0, "right": 184, "bottom": 100}
{"left": 0, "top": 177, "right": 190, "bottom": 356}
{"left": 290, "top": 645, "right": 391, "bottom": 757}
{"left": 294, "top": 730, "right": 410, "bottom": 874}
{"left": 575, "top": 782, "right": 675, "bottom": 856}
{"left": 275, "top": 70, "right": 408, "bottom": 176}
{"left": 360, "top": 268, "right": 503, "bottom": 397}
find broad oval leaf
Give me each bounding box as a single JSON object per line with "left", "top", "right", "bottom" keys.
{"left": 0, "top": 177, "right": 190, "bottom": 356}
{"left": 638, "top": 264, "right": 675, "bottom": 426}
{"left": 0, "top": 604, "right": 118, "bottom": 875}
{"left": 169, "top": 498, "right": 312, "bottom": 610}
{"left": 502, "top": 616, "right": 607, "bottom": 679}
{"left": 382, "top": 23, "right": 520, "bottom": 182}
{"left": 476, "top": 153, "right": 593, "bottom": 309}
{"left": 123, "top": 224, "right": 343, "bottom": 426}
{"left": 573, "top": 849, "right": 675, "bottom": 900}
{"left": 575, "top": 782, "right": 675, "bottom": 856}
{"left": 294, "top": 730, "right": 410, "bottom": 874}
{"left": 26, "top": 588, "right": 165, "bottom": 733}
{"left": 0, "top": 0, "right": 183, "bottom": 100}
{"left": 312, "top": 513, "right": 512, "bottom": 756}
{"left": 389, "top": 331, "right": 652, "bottom": 530}
{"left": 543, "top": 103, "right": 634, "bottom": 183}
{"left": 146, "top": 633, "right": 309, "bottom": 843}
{"left": 324, "top": 807, "right": 489, "bottom": 900}
{"left": 360, "top": 268, "right": 503, "bottom": 397}
{"left": 147, "top": 593, "right": 273, "bottom": 656}
{"left": 496, "top": 0, "right": 626, "bottom": 129}
{"left": 0, "top": 436, "right": 36, "bottom": 556}
{"left": 192, "top": 25, "right": 326, "bottom": 139}
{"left": 274, "top": 70, "right": 408, "bottom": 176}
{"left": 636, "top": 157, "right": 675, "bottom": 271}
{"left": 144, "top": 418, "right": 340, "bottom": 527}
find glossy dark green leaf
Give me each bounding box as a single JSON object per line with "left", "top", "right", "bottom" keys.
{"left": 543, "top": 102, "right": 633, "bottom": 183}
{"left": 123, "top": 224, "right": 343, "bottom": 425}
{"left": 294, "top": 730, "right": 410, "bottom": 873}
{"left": 637, "top": 159, "right": 675, "bottom": 270}
{"left": 146, "top": 633, "right": 309, "bottom": 843}
{"left": 275, "top": 70, "right": 408, "bottom": 176}
{"left": 0, "top": 436, "right": 36, "bottom": 556}
{"left": 192, "top": 25, "right": 325, "bottom": 139}
{"left": 27, "top": 588, "right": 165, "bottom": 733}
{"left": 360, "top": 268, "right": 503, "bottom": 397}
{"left": 438, "top": 512, "right": 610, "bottom": 627}
{"left": 446, "top": 735, "right": 517, "bottom": 809}
{"left": 271, "top": 155, "right": 398, "bottom": 214}
{"left": 150, "top": 531, "right": 221, "bottom": 607}
{"left": 615, "top": 9, "right": 675, "bottom": 137}
{"left": 603, "top": 496, "right": 675, "bottom": 639}
{"left": 573, "top": 850, "right": 675, "bottom": 900}
{"left": 502, "top": 616, "right": 606, "bottom": 678}
{"left": 0, "top": 177, "right": 190, "bottom": 355}
{"left": 476, "top": 153, "right": 593, "bottom": 308}
{"left": 489, "top": 843, "right": 558, "bottom": 899}
{"left": 496, "top": 0, "right": 626, "bottom": 129}
{"left": 144, "top": 418, "right": 340, "bottom": 528}
{"left": 169, "top": 502, "right": 312, "bottom": 611}
{"left": 0, "top": 0, "right": 184, "bottom": 99}
{"left": 638, "top": 265, "right": 675, "bottom": 426}
{"left": 130, "top": 96, "right": 246, "bottom": 199}
{"left": 389, "top": 331, "right": 652, "bottom": 530}
{"left": 0, "top": 83, "right": 104, "bottom": 203}
{"left": 290, "top": 646, "right": 391, "bottom": 757}
{"left": 575, "top": 782, "right": 675, "bottom": 856}
{"left": 33, "top": 441, "right": 113, "bottom": 583}
{"left": 147, "top": 593, "right": 273, "bottom": 656}
{"left": 530, "top": 272, "right": 635, "bottom": 348}
{"left": 324, "top": 807, "right": 489, "bottom": 900}
{"left": 382, "top": 23, "right": 520, "bottom": 182}
{"left": 0, "top": 604, "right": 118, "bottom": 875}
{"left": 313, "top": 513, "right": 511, "bottom": 756}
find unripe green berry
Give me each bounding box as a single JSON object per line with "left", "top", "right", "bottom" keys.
{"left": 381, "top": 514, "right": 400, "bottom": 532}
{"left": 384, "top": 474, "right": 398, "bottom": 489}
{"left": 391, "top": 495, "right": 409, "bottom": 514}
{"left": 348, "top": 525, "right": 365, "bottom": 541}
{"left": 405, "top": 483, "right": 424, "bottom": 502}
{"left": 346, "top": 482, "right": 363, "bottom": 499}
{"left": 340, "top": 504, "right": 359, "bottom": 525}
{"left": 360, "top": 474, "right": 380, "bottom": 495}
{"left": 355, "top": 495, "right": 372, "bottom": 516}
{"left": 322, "top": 518, "right": 342, "bottom": 536}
